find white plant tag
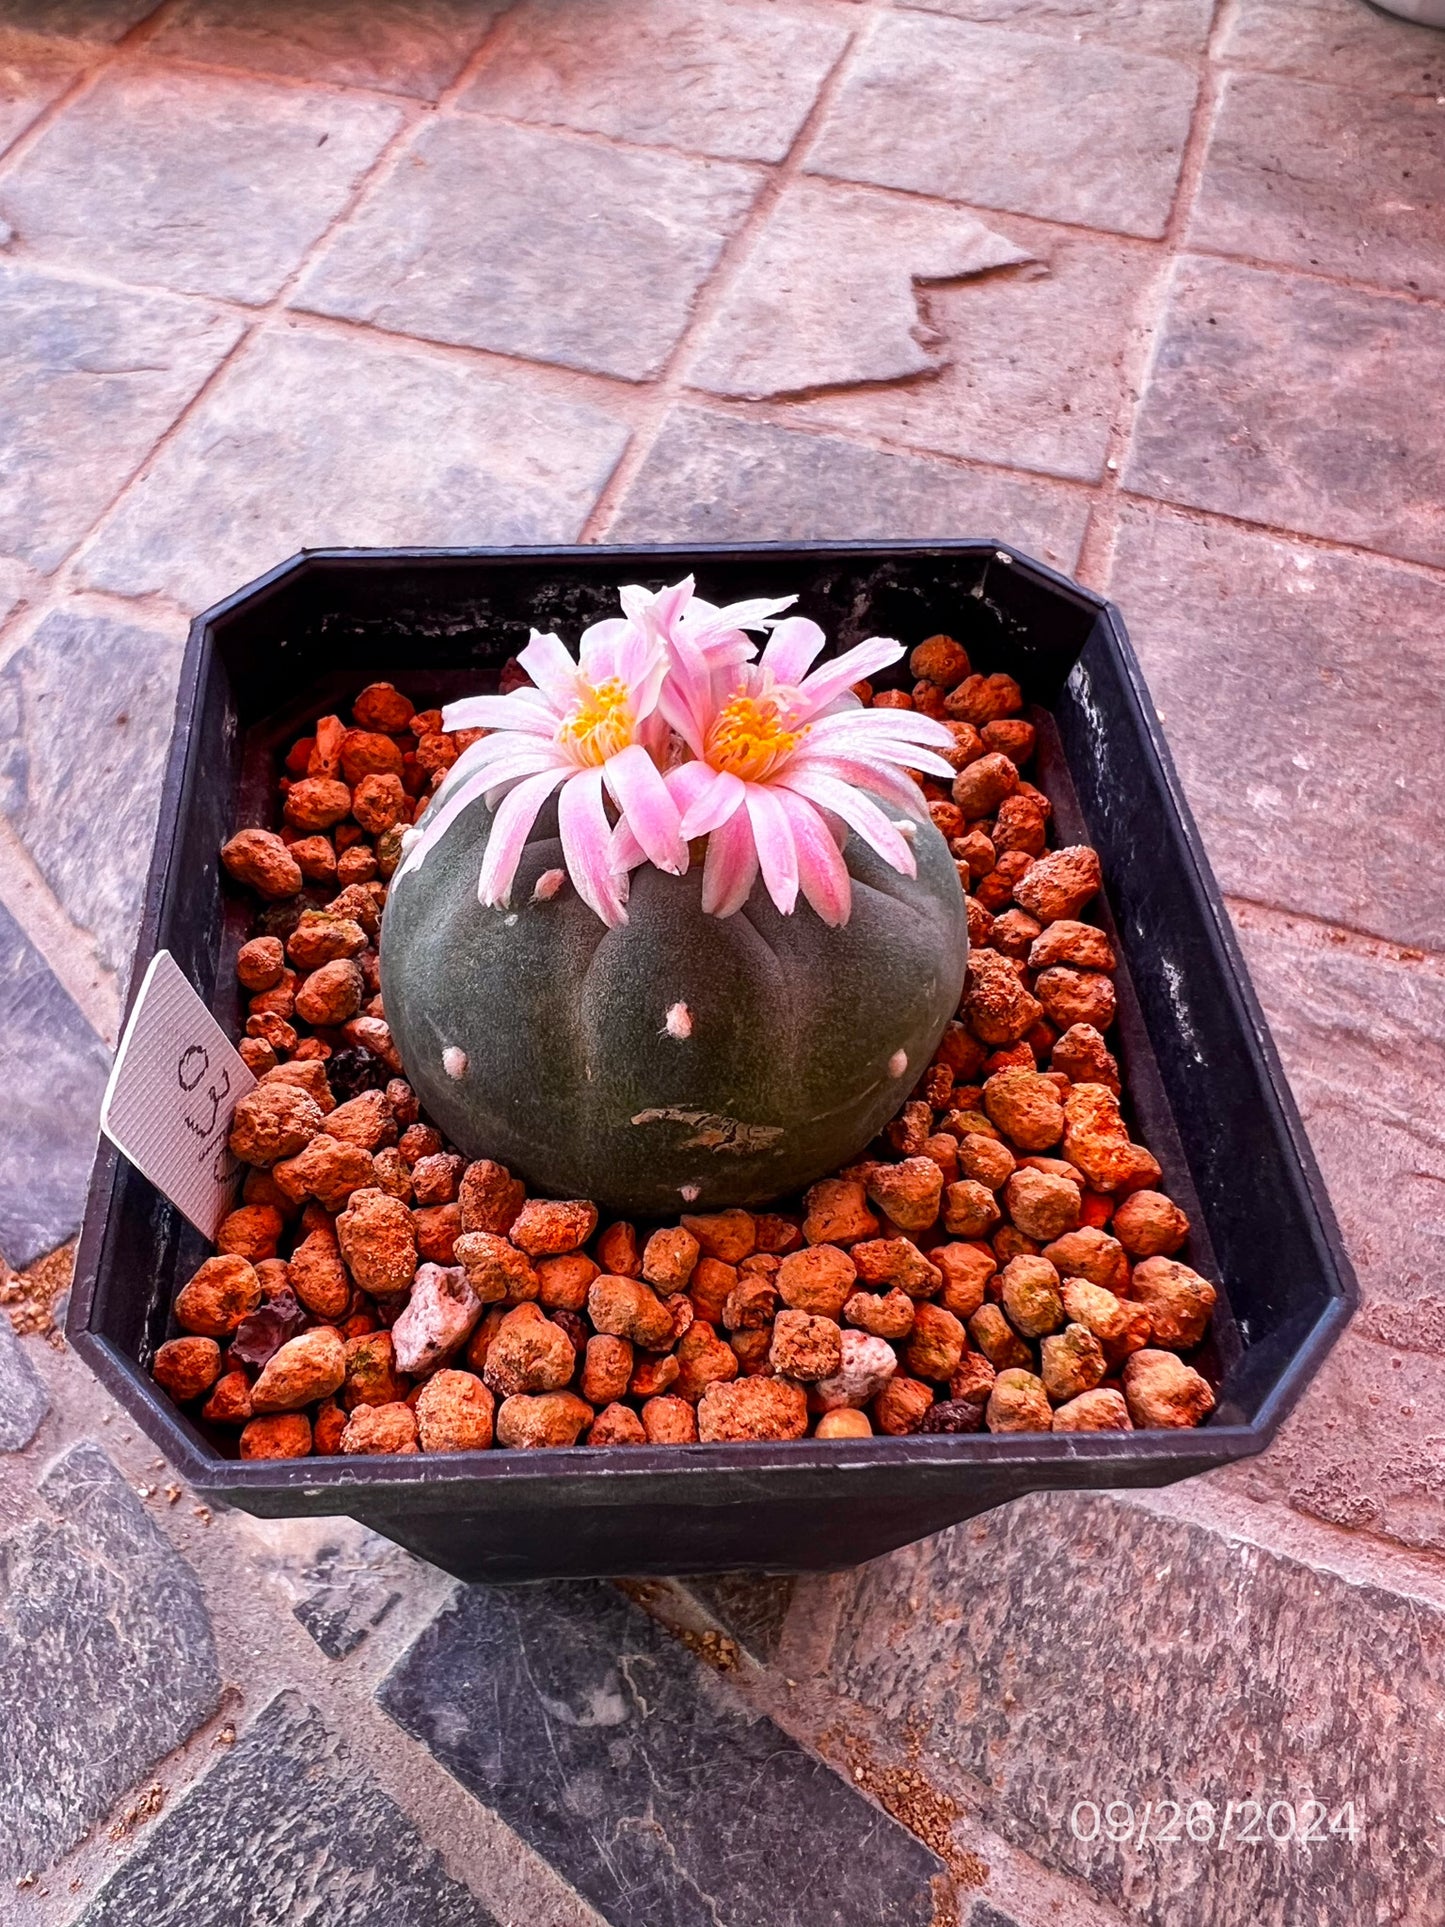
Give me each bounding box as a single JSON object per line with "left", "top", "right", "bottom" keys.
{"left": 101, "top": 950, "right": 258, "bottom": 1241}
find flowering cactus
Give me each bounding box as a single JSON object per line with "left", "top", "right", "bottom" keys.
{"left": 381, "top": 575, "right": 970, "bottom": 1212}
{"left": 399, "top": 578, "right": 955, "bottom": 927}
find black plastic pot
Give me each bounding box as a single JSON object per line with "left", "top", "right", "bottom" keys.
{"left": 68, "top": 541, "right": 1355, "bottom": 1584}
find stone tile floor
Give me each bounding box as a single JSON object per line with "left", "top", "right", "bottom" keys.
{"left": 0, "top": 0, "right": 1442, "bottom": 1921}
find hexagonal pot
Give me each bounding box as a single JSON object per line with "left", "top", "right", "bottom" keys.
{"left": 67, "top": 541, "right": 1355, "bottom": 1583}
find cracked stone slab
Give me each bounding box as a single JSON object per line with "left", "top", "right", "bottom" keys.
{"left": 0, "top": 1315, "right": 47, "bottom": 1451}
{"left": 151, "top": 0, "right": 506, "bottom": 97}
{"left": 0, "top": 901, "right": 109, "bottom": 1270}
{"left": 820, "top": 1491, "right": 1445, "bottom": 1927}
{"left": 896, "top": 0, "right": 1213, "bottom": 54}
{"left": 805, "top": 11, "right": 1196, "bottom": 239}
{"left": 295, "top": 117, "right": 761, "bottom": 380}
{"left": 380, "top": 1579, "right": 944, "bottom": 1926}
{"left": 0, "top": 67, "right": 403, "bottom": 304}
{"left": 1125, "top": 254, "right": 1445, "bottom": 568}
{"left": 609, "top": 408, "right": 1090, "bottom": 572}
{"left": 0, "top": 262, "right": 243, "bottom": 573}
{"left": 79, "top": 328, "right": 631, "bottom": 611}
{"left": 780, "top": 219, "right": 1153, "bottom": 484}
{"left": 687, "top": 178, "right": 1033, "bottom": 398}
{"left": 1189, "top": 71, "right": 1445, "bottom": 299}
{"left": 1219, "top": 0, "right": 1445, "bottom": 95}
{"left": 458, "top": 0, "right": 850, "bottom": 162}
{"left": 75, "top": 1691, "right": 500, "bottom": 1926}
{"left": 0, "top": 609, "right": 186, "bottom": 978}
{"left": 1108, "top": 507, "right": 1445, "bottom": 952}
{"left": 0, "top": 1440, "right": 220, "bottom": 1881}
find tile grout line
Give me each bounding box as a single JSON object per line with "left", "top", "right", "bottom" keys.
{"left": 578, "top": 0, "right": 894, "bottom": 541}
{"left": 1224, "top": 893, "right": 1445, "bottom": 977}
{"left": 1074, "top": 0, "right": 1232, "bottom": 588}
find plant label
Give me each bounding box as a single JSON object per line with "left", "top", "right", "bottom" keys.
{"left": 100, "top": 950, "right": 258, "bottom": 1241}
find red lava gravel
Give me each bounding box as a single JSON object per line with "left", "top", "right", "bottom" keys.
{"left": 149, "top": 645, "right": 1219, "bottom": 1457}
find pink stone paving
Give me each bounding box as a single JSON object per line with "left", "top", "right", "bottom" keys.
{"left": 1, "top": 0, "right": 1443, "bottom": 1922}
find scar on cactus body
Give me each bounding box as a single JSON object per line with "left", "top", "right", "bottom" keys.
{"left": 381, "top": 578, "right": 970, "bottom": 1215}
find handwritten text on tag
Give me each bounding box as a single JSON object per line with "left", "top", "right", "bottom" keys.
{"left": 101, "top": 950, "right": 258, "bottom": 1241}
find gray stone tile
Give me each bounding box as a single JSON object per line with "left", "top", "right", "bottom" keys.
{"left": 151, "top": 0, "right": 505, "bottom": 98}
{"left": 686, "top": 177, "right": 1035, "bottom": 397}
{"left": 0, "top": 262, "right": 242, "bottom": 573}
{"left": 0, "top": 1314, "right": 48, "bottom": 1451}
{"left": 1220, "top": 0, "right": 1445, "bottom": 95}
{"left": 79, "top": 327, "right": 631, "bottom": 610}
{"left": 685, "top": 1572, "right": 796, "bottom": 1661}
{"left": 1108, "top": 507, "right": 1445, "bottom": 951}
{"left": 75, "top": 1691, "right": 499, "bottom": 1926}
{"left": 0, "top": 902, "right": 109, "bottom": 1270}
{"left": 0, "top": 609, "right": 185, "bottom": 977}
{"left": 458, "top": 0, "right": 850, "bottom": 161}
{"left": 0, "top": 1440, "right": 220, "bottom": 1880}
{"left": 1231, "top": 917, "right": 1445, "bottom": 1337}
{"left": 894, "top": 0, "right": 1213, "bottom": 53}
{"left": 381, "top": 1580, "right": 944, "bottom": 1927}
{"left": 805, "top": 11, "right": 1197, "bottom": 239}
{"left": 0, "top": 31, "right": 81, "bottom": 155}
{"left": 294, "top": 118, "right": 761, "bottom": 379}
{"left": 0, "top": 67, "right": 403, "bottom": 303}
{"left": 821, "top": 1491, "right": 1445, "bottom": 1927}
{"left": 2, "top": 0, "right": 157, "bottom": 41}
{"left": 609, "top": 408, "right": 1090, "bottom": 572}
{"left": 1190, "top": 71, "right": 1445, "bottom": 298}
{"left": 1124, "top": 254, "right": 1445, "bottom": 567}
{"left": 784, "top": 218, "right": 1155, "bottom": 484}
{"left": 1226, "top": 1327, "right": 1445, "bottom": 1556}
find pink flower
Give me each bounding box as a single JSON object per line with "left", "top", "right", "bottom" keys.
{"left": 394, "top": 579, "right": 789, "bottom": 926}
{"left": 654, "top": 616, "right": 957, "bottom": 925}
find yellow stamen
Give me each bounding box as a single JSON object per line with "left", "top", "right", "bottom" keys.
{"left": 558, "top": 676, "right": 635, "bottom": 765}
{"left": 706, "top": 691, "right": 803, "bottom": 783}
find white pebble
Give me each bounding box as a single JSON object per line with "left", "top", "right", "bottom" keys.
{"left": 888, "top": 1049, "right": 908, "bottom": 1078}
{"left": 532, "top": 868, "right": 566, "bottom": 902}
{"left": 392, "top": 1264, "right": 482, "bottom": 1376}
{"left": 442, "top": 1046, "right": 468, "bottom": 1080}
{"left": 893, "top": 819, "right": 917, "bottom": 840}
{"left": 815, "top": 1332, "right": 898, "bottom": 1411}
{"left": 663, "top": 1001, "right": 692, "bottom": 1040}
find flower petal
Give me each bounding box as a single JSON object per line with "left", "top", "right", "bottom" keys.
{"left": 775, "top": 788, "right": 852, "bottom": 926}
{"left": 793, "top": 637, "right": 906, "bottom": 716}
{"left": 759, "top": 615, "right": 827, "bottom": 686}
{"left": 777, "top": 768, "right": 918, "bottom": 877}
{"left": 442, "top": 690, "right": 558, "bottom": 734}
{"left": 476, "top": 766, "right": 569, "bottom": 907}
{"left": 744, "top": 782, "right": 800, "bottom": 915}
{"left": 517, "top": 629, "right": 584, "bottom": 710}
{"left": 602, "top": 742, "right": 687, "bottom": 874}
{"left": 701, "top": 805, "right": 759, "bottom": 918}
{"left": 799, "top": 752, "right": 929, "bottom": 816}
{"left": 559, "top": 765, "right": 628, "bottom": 926}
{"left": 679, "top": 766, "right": 747, "bottom": 839}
